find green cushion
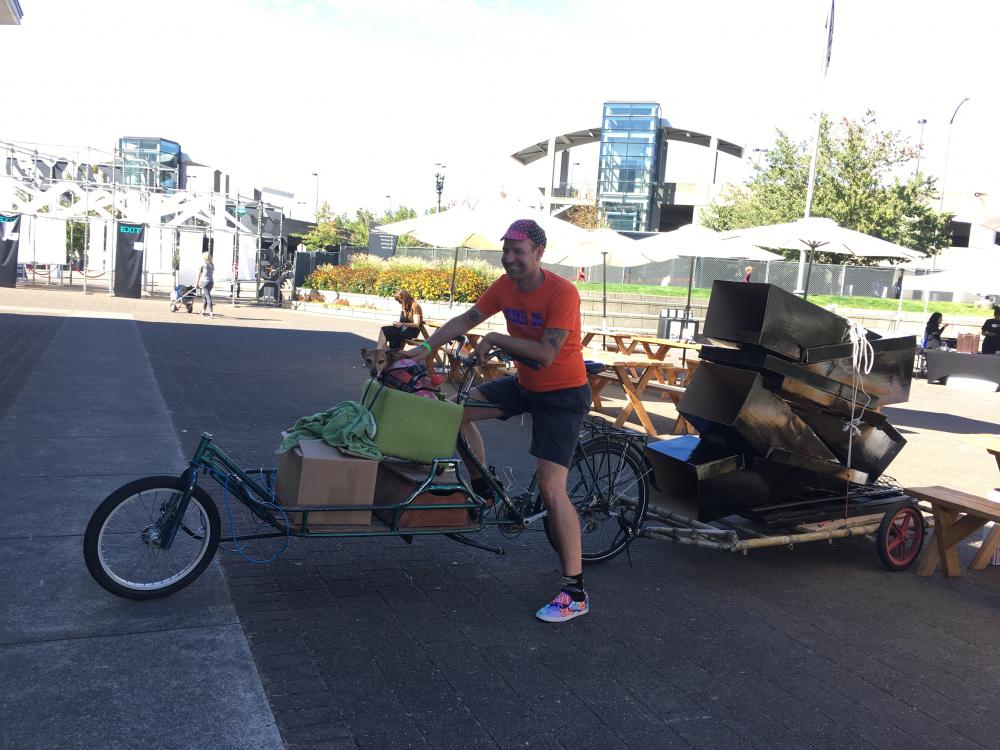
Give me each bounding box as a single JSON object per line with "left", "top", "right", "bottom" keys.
{"left": 361, "top": 380, "right": 463, "bottom": 464}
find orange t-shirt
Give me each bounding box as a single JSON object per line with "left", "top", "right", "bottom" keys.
{"left": 474, "top": 271, "right": 586, "bottom": 393}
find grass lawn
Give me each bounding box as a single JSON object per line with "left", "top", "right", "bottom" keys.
{"left": 575, "top": 282, "right": 989, "bottom": 318}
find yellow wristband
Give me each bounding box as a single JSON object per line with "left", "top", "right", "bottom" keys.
{"left": 419, "top": 341, "right": 432, "bottom": 352}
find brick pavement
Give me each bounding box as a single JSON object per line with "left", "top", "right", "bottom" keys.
{"left": 4, "top": 285, "right": 1000, "bottom": 749}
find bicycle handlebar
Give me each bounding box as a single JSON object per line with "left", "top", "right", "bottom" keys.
{"left": 447, "top": 338, "right": 541, "bottom": 370}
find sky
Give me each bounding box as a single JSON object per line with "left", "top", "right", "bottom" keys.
{"left": 2, "top": 0, "right": 998, "bottom": 220}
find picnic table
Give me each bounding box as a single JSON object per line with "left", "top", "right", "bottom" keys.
{"left": 580, "top": 326, "right": 634, "bottom": 355}
{"left": 628, "top": 334, "right": 702, "bottom": 365}
{"left": 585, "top": 350, "right": 695, "bottom": 437}
{"left": 909, "top": 437, "right": 1000, "bottom": 576}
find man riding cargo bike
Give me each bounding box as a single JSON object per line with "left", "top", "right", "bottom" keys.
{"left": 402, "top": 219, "right": 594, "bottom": 622}
{"left": 83, "top": 220, "right": 650, "bottom": 622}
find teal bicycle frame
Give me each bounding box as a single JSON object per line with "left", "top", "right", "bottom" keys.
{"left": 157, "top": 345, "right": 647, "bottom": 556}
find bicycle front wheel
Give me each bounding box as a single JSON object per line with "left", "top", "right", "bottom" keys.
{"left": 544, "top": 438, "right": 649, "bottom": 563}
{"left": 84, "top": 475, "right": 221, "bottom": 600}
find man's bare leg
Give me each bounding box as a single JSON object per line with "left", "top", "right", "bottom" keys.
{"left": 458, "top": 387, "right": 503, "bottom": 480}
{"left": 536, "top": 458, "right": 582, "bottom": 576}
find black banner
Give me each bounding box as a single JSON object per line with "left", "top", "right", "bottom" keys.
{"left": 367, "top": 226, "right": 397, "bottom": 258}
{"left": 0, "top": 213, "right": 21, "bottom": 289}
{"left": 113, "top": 222, "right": 145, "bottom": 298}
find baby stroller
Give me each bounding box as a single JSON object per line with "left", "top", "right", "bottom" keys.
{"left": 169, "top": 284, "right": 197, "bottom": 313}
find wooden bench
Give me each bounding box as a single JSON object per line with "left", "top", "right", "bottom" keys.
{"left": 906, "top": 486, "right": 1000, "bottom": 577}
{"left": 588, "top": 371, "right": 695, "bottom": 435}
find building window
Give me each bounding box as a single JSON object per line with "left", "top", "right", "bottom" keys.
{"left": 118, "top": 137, "right": 182, "bottom": 192}
{"left": 949, "top": 220, "right": 970, "bottom": 248}
{"left": 596, "top": 102, "right": 661, "bottom": 232}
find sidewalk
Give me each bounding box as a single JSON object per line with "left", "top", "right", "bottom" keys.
{"left": 0, "top": 294, "right": 282, "bottom": 749}
{"left": 3, "top": 285, "right": 1000, "bottom": 749}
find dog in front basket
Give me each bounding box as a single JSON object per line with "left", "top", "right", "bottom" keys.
{"left": 360, "top": 347, "right": 440, "bottom": 399}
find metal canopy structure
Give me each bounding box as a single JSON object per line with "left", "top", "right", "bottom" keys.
{"left": 510, "top": 125, "right": 744, "bottom": 165}
{"left": 0, "top": 0, "right": 24, "bottom": 25}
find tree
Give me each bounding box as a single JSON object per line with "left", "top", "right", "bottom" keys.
{"left": 298, "top": 203, "right": 423, "bottom": 250}
{"left": 564, "top": 204, "right": 605, "bottom": 230}
{"left": 701, "top": 112, "right": 953, "bottom": 264}
{"left": 298, "top": 202, "right": 345, "bottom": 251}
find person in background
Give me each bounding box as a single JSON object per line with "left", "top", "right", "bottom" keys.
{"left": 982, "top": 306, "right": 1000, "bottom": 355}
{"left": 575, "top": 266, "right": 586, "bottom": 283}
{"left": 195, "top": 251, "right": 214, "bottom": 318}
{"left": 924, "top": 311, "right": 947, "bottom": 350}
{"left": 743, "top": 265, "right": 753, "bottom": 283}
{"left": 377, "top": 289, "right": 423, "bottom": 350}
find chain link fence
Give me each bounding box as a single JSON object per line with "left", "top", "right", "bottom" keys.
{"left": 359, "top": 245, "right": 904, "bottom": 300}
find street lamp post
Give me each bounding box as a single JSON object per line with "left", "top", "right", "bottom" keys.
{"left": 385, "top": 195, "right": 392, "bottom": 214}
{"left": 434, "top": 163, "right": 446, "bottom": 213}
{"left": 311, "top": 172, "right": 319, "bottom": 220}
{"left": 914, "top": 118, "right": 927, "bottom": 176}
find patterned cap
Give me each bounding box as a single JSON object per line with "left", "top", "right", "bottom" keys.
{"left": 501, "top": 219, "right": 547, "bottom": 246}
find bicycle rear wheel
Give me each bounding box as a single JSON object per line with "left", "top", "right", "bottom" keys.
{"left": 84, "top": 475, "right": 220, "bottom": 599}
{"left": 544, "top": 438, "right": 649, "bottom": 563}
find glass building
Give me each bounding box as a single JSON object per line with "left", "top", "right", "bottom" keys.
{"left": 596, "top": 102, "right": 665, "bottom": 232}
{"left": 119, "top": 137, "right": 183, "bottom": 192}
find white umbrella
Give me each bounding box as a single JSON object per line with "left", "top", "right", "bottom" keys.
{"left": 722, "top": 217, "right": 925, "bottom": 298}
{"left": 639, "top": 225, "right": 782, "bottom": 317}
{"left": 545, "top": 227, "right": 665, "bottom": 330}
{"left": 377, "top": 204, "right": 592, "bottom": 304}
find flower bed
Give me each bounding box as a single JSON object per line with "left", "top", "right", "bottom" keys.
{"left": 303, "top": 256, "right": 498, "bottom": 303}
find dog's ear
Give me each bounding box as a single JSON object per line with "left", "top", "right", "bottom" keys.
{"left": 385, "top": 348, "right": 406, "bottom": 365}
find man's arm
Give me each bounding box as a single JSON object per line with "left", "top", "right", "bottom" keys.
{"left": 475, "top": 327, "right": 567, "bottom": 367}
{"left": 401, "top": 307, "right": 485, "bottom": 361}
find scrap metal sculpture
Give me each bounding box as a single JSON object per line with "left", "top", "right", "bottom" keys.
{"left": 651, "top": 282, "right": 915, "bottom": 524}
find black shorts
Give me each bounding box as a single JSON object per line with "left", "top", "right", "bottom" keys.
{"left": 475, "top": 376, "right": 590, "bottom": 468}
{"left": 381, "top": 325, "right": 420, "bottom": 350}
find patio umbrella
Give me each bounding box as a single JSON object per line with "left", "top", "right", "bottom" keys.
{"left": 721, "top": 217, "right": 925, "bottom": 298}
{"left": 377, "top": 205, "right": 592, "bottom": 305}
{"left": 545, "top": 227, "right": 666, "bottom": 331}
{"left": 639, "top": 225, "right": 782, "bottom": 318}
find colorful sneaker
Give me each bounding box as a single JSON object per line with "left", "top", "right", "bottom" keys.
{"left": 535, "top": 590, "right": 589, "bottom": 622}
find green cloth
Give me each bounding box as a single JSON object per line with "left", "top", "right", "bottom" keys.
{"left": 278, "top": 401, "right": 382, "bottom": 460}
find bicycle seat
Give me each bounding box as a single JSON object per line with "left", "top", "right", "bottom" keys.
{"left": 584, "top": 360, "right": 604, "bottom": 375}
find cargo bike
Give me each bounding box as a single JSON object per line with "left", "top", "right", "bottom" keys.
{"left": 83, "top": 342, "right": 652, "bottom": 599}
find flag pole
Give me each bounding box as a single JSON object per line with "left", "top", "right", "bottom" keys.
{"left": 795, "top": 0, "right": 835, "bottom": 295}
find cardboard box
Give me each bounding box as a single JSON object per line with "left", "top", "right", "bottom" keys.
{"left": 275, "top": 436, "right": 376, "bottom": 529}
{"left": 373, "top": 460, "right": 472, "bottom": 529}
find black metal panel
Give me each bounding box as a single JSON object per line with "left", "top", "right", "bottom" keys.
{"left": 746, "top": 488, "right": 910, "bottom": 527}
{"left": 699, "top": 345, "right": 880, "bottom": 411}
{"left": 702, "top": 281, "right": 850, "bottom": 360}
{"left": 790, "top": 406, "right": 906, "bottom": 480}
{"left": 679, "top": 362, "right": 837, "bottom": 462}
{"left": 799, "top": 336, "right": 915, "bottom": 405}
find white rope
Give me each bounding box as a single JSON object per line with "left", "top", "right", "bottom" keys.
{"left": 843, "top": 319, "right": 874, "bottom": 515}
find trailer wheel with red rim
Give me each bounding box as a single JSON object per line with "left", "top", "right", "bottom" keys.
{"left": 876, "top": 501, "right": 925, "bottom": 571}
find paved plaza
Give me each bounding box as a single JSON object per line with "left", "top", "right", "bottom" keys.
{"left": 2, "top": 285, "right": 1000, "bottom": 749}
